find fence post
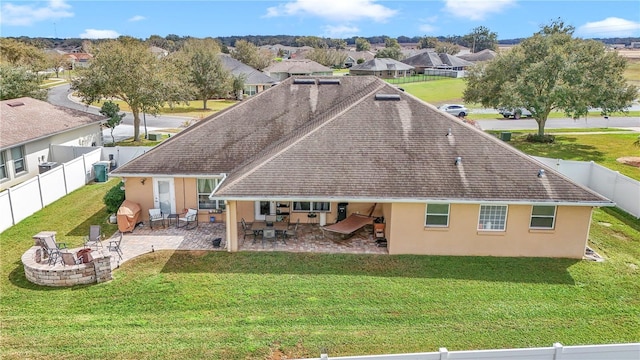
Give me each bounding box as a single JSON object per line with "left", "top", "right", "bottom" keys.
{"left": 61, "top": 163, "right": 69, "bottom": 194}
{"left": 553, "top": 342, "right": 563, "bottom": 360}
{"left": 37, "top": 174, "right": 44, "bottom": 209}
{"left": 439, "top": 347, "right": 449, "bottom": 360}
{"left": 7, "top": 188, "right": 15, "bottom": 228}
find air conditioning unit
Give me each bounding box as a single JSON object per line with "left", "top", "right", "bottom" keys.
{"left": 147, "top": 133, "right": 161, "bottom": 141}
{"left": 38, "top": 162, "right": 58, "bottom": 174}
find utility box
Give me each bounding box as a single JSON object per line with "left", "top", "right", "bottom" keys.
{"left": 337, "top": 202, "right": 349, "bottom": 222}
{"left": 93, "top": 161, "right": 109, "bottom": 182}
{"left": 147, "top": 133, "right": 161, "bottom": 141}
{"left": 500, "top": 132, "right": 512, "bottom": 142}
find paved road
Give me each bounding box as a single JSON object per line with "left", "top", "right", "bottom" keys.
{"left": 48, "top": 84, "right": 191, "bottom": 141}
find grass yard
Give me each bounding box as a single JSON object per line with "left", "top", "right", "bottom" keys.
{"left": 1, "top": 179, "right": 639, "bottom": 359}
{"left": 489, "top": 131, "right": 640, "bottom": 180}
{"left": 92, "top": 99, "right": 237, "bottom": 119}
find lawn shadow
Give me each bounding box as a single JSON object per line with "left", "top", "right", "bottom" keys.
{"left": 514, "top": 136, "right": 605, "bottom": 162}
{"left": 66, "top": 206, "right": 117, "bottom": 237}
{"left": 160, "top": 251, "right": 578, "bottom": 285}
{"left": 603, "top": 207, "right": 640, "bottom": 232}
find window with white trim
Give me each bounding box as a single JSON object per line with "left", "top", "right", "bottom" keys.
{"left": 0, "top": 151, "right": 6, "bottom": 180}
{"left": 244, "top": 85, "right": 258, "bottom": 96}
{"left": 197, "top": 178, "right": 225, "bottom": 211}
{"left": 11, "top": 146, "right": 25, "bottom": 174}
{"left": 478, "top": 205, "right": 507, "bottom": 231}
{"left": 530, "top": 205, "right": 556, "bottom": 229}
{"left": 425, "top": 203, "right": 449, "bottom": 227}
{"left": 292, "top": 202, "right": 330, "bottom": 212}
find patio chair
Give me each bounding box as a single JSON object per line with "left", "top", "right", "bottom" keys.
{"left": 262, "top": 228, "right": 276, "bottom": 248}
{"left": 148, "top": 208, "right": 165, "bottom": 229}
{"left": 177, "top": 208, "right": 198, "bottom": 229}
{"left": 212, "top": 237, "right": 222, "bottom": 248}
{"left": 284, "top": 219, "right": 300, "bottom": 241}
{"left": 61, "top": 251, "right": 82, "bottom": 266}
{"left": 241, "top": 218, "right": 256, "bottom": 244}
{"left": 42, "top": 235, "right": 67, "bottom": 265}
{"left": 107, "top": 231, "right": 123, "bottom": 260}
{"left": 84, "top": 225, "right": 103, "bottom": 249}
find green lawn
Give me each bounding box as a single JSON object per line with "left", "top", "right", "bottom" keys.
{"left": 489, "top": 132, "right": 640, "bottom": 181}
{"left": 1, "top": 179, "right": 639, "bottom": 359}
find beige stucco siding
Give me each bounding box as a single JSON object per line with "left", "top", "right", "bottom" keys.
{"left": 388, "top": 203, "right": 592, "bottom": 258}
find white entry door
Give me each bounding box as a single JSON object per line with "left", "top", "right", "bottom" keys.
{"left": 153, "top": 178, "right": 176, "bottom": 215}
{"left": 254, "top": 201, "right": 275, "bottom": 220}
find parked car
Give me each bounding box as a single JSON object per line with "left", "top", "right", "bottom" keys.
{"left": 498, "top": 107, "right": 532, "bottom": 119}
{"left": 439, "top": 104, "right": 469, "bottom": 117}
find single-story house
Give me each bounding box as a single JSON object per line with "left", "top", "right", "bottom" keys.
{"left": 349, "top": 58, "right": 414, "bottom": 78}
{"left": 1, "top": 97, "right": 105, "bottom": 190}
{"left": 458, "top": 49, "right": 497, "bottom": 63}
{"left": 343, "top": 50, "right": 376, "bottom": 68}
{"left": 218, "top": 54, "right": 278, "bottom": 96}
{"left": 263, "top": 59, "right": 333, "bottom": 81}
{"left": 402, "top": 51, "right": 474, "bottom": 72}
{"left": 111, "top": 76, "right": 613, "bottom": 258}
{"left": 64, "top": 52, "right": 93, "bottom": 69}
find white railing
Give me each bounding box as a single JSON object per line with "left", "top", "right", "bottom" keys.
{"left": 534, "top": 156, "right": 640, "bottom": 218}
{"left": 302, "top": 343, "right": 639, "bottom": 360}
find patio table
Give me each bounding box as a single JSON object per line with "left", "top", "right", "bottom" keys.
{"left": 166, "top": 213, "right": 179, "bottom": 228}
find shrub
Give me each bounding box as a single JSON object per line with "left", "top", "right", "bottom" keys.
{"left": 103, "top": 181, "right": 125, "bottom": 214}
{"left": 526, "top": 134, "right": 555, "bottom": 143}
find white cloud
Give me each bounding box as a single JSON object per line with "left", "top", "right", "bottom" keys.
{"left": 265, "top": 0, "right": 397, "bottom": 22}
{"left": 576, "top": 17, "right": 640, "bottom": 38}
{"left": 80, "top": 29, "right": 120, "bottom": 39}
{"left": 128, "top": 15, "right": 146, "bottom": 22}
{"left": 419, "top": 23, "right": 438, "bottom": 34}
{"left": 323, "top": 24, "right": 360, "bottom": 38}
{"left": 443, "top": 0, "right": 515, "bottom": 21}
{"left": 0, "top": 0, "right": 73, "bottom": 26}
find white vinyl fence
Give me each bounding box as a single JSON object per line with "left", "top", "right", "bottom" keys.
{"left": 0, "top": 146, "right": 152, "bottom": 234}
{"left": 534, "top": 156, "right": 640, "bottom": 218}
{"left": 302, "top": 343, "right": 639, "bottom": 360}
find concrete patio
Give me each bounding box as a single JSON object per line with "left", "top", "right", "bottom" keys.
{"left": 102, "top": 221, "right": 388, "bottom": 270}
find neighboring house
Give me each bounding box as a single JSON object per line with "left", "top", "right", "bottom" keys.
{"left": 402, "top": 51, "right": 474, "bottom": 73}
{"left": 65, "top": 53, "right": 93, "bottom": 69}
{"left": 349, "top": 58, "right": 414, "bottom": 78}
{"left": 218, "top": 54, "right": 278, "bottom": 96}
{"left": 343, "top": 50, "right": 376, "bottom": 68}
{"left": 0, "top": 97, "right": 105, "bottom": 190}
{"left": 149, "top": 46, "right": 169, "bottom": 58}
{"left": 458, "top": 49, "right": 497, "bottom": 63}
{"left": 111, "top": 76, "right": 613, "bottom": 258}
{"left": 263, "top": 59, "right": 332, "bottom": 81}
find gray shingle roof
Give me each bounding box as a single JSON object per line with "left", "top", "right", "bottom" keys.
{"left": 218, "top": 54, "right": 277, "bottom": 85}
{"left": 458, "top": 49, "right": 497, "bottom": 62}
{"left": 263, "top": 59, "right": 332, "bottom": 74}
{"left": 401, "top": 51, "right": 444, "bottom": 67}
{"left": 112, "top": 76, "right": 610, "bottom": 205}
{"left": 0, "top": 97, "right": 105, "bottom": 149}
{"left": 350, "top": 58, "right": 414, "bottom": 71}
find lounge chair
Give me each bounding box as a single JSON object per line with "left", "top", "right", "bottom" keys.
{"left": 42, "top": 235, "right": 67, "bottom": 265}
{"left": 321, "top": 214, "right": 373, "bottom": 240}
{"left": 61, "top": 251, "right": 82, "bottom": 266}
{"left": 148, "top": 208, "right": 165, "bottom": 229}
{"left": 107, "top": 232, "right": 123, "bottom": 260}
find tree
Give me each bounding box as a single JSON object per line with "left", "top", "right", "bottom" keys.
{"left": 464, "top": 20, "right": 638, "bottom": 136}
{"left": 72, "top": 38, "right": 167, "bottom": 142}
{"left": 99, "top": 101, "right": 126, "bottom": 145}
{"left": 45, "top": 52, "right": 70, "bottom": 77}
{"left": 231, "top": 40, "right": 272, "bottom": 70}
{"left": 375, "top": 47, "right": 403, "bottom": 60}
{"left": 384, "top": 38, "right": 400, "bottom": 49}
{"left": 0, "top": 64, "right": 48, "bottom": 100}
{"left": 232, "top": 74, "right": 246, "bottom": 101}
{"left": 435, "top": 41, "right": 460, "bottom": 55}
{"left": 462, "top": 26, "right": 498, "bottom": 53}
{"left": 178, "top": 38, "right": 231, "bottom": 110}
{"left": 305, "top": 47, "right": 348, "bottom": 68}
{"left": 0, "top": 38, "right": 46, "bottom": 71}
{"left": 418, "top": 36, "right": 438, "bottom": 49}
{"left": 355, "top": 38, "right": 371, "bottom": 51}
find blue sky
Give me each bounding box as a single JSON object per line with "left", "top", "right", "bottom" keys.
{"left": 1, "top": 0, "right": 639, "bottom": 40}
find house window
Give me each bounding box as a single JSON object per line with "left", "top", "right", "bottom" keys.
{"left": 244, "top": 85, "right": 258, "bottom": 96}
{"left": 478, "top": 205, "right": 508, "bottom": 231}
{"left": 292, "top": 202, "right": 330, "bottom": 212}
{"left": 425, "top": 203, "right": 449, "bottom": 227}
{"left": 197, "top": 178, "right": 225, "bottom": 211}
{"left": 530, "top": 205, "right": 556, "bottom": 229}
{"left": 0, "top": 151, "right": 6, "bottom": 180}
{"left": 11, "top": 146, "right": 25, "bottom": 174}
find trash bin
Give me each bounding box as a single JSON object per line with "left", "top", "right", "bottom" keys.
{"left": 93, "top": 162, "right": 109, "bottom": 182}
{"left": 500, "top": 132, "right": 512, "bottom": 142}
{"left": 209, "top": 216, "right": 216, "bottom": 223}
{"left": 337, "top": 203, "right": 349, "bottom": 222}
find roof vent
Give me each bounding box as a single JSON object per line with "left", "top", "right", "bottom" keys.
{"left": 7, "top": 102, "right": 25, "bottom": 107}
{"left": 446, "top": 128, "right": 452, "bottom": 136}
{"left": 375, "top": 94, "right": 401, "bottom": 101}
{"left": 537, "top": 169, "right": 546, "bottom": 178}
{"left": 455, "top": 157, "right": 462, "bottom": 165}
{"left": 318, "top": 78, "right": 340, "bottom": 85}
{"left": 293, "top": 78, "right": 316, "bottom": 85}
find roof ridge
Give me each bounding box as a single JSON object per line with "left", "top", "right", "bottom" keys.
{"left": 217, "top": 78, "right": 387, "bottom": 193}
